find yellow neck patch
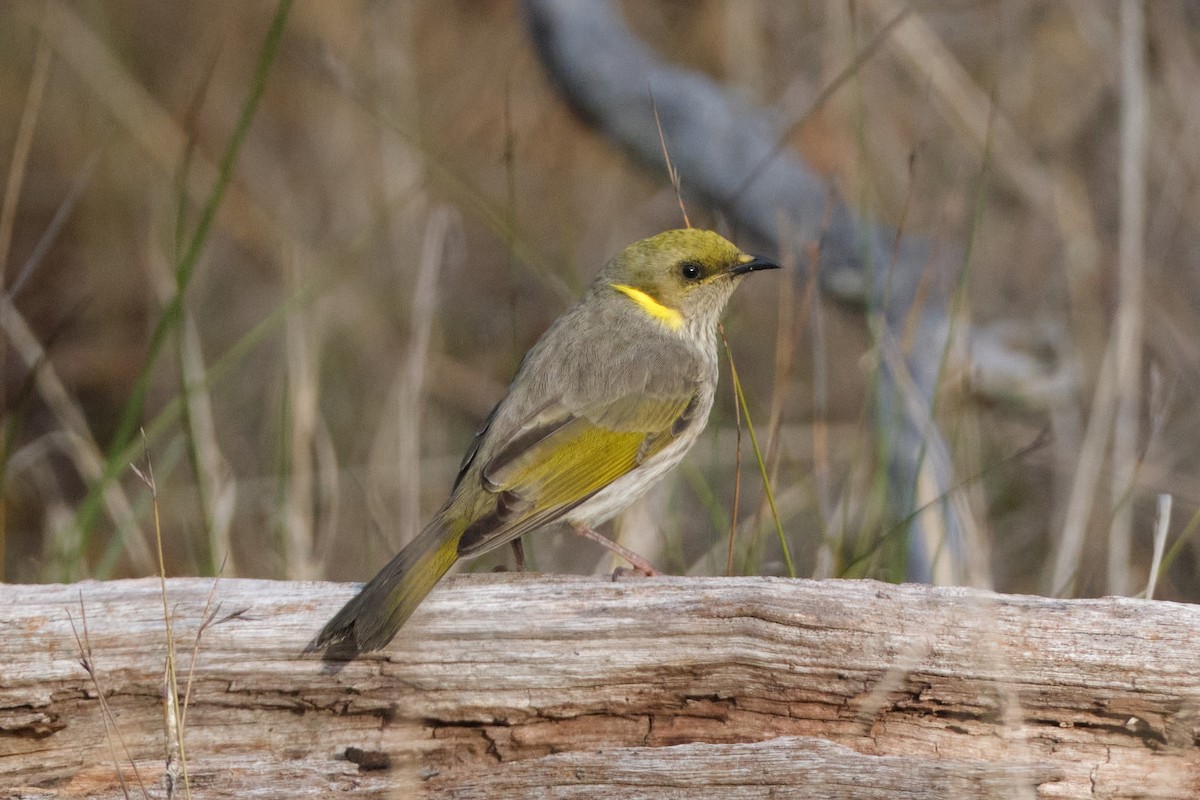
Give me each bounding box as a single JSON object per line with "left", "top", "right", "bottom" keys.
{"left": 610, "top": 283, "right": 683, "bottom": 330}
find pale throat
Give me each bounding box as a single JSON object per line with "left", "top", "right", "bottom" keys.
{"left": 609, "top": 283, "right": 683, "bottom": 331}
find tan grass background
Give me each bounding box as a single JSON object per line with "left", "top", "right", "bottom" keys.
{"left": 1, "top": 0, "right": 1197, "bottom": 602}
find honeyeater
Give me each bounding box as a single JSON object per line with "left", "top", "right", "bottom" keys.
{"left": 309, "top": 228, "right": 779, "bottom": 655}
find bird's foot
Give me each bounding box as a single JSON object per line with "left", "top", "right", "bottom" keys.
{"left": 610, "top": 565, "right": 660, "bottom": 581}
{"left": 570, "top": 522, "right": 662, "bottom": 577}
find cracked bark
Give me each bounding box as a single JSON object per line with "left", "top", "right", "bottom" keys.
{"left": 2, "top": 575, "right": 1198, "bottom": 798}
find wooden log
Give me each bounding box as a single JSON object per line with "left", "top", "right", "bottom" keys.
{"left": 2, "top": 575, "right": 1197, "bottom": 798}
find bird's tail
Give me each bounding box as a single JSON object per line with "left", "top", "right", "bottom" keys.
{"left": 307, "top": 514, "right": 460, "bottom": 656}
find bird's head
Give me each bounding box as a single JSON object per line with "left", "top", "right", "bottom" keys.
{"left": 599, "top": 228, "right": 779, "bottom": 334}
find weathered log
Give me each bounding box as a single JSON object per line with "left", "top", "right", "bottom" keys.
{"left": 2, "top": 575, "right": 1197, "bottom": 798}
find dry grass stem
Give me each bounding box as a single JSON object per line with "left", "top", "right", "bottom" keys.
{"left": 1048, "top": 337, "right": 1119, "bottom": 597}
{"left": 284, "top": 246, "right": 321, "bottom": 581}
{"left": 651, "top": 94, "right": 690, "bottom": 229}
{"left": 864, "top": 0, "right": 1060, "bottom": 216}
{"left": 145, "top": 237, "right": 237, "bottom": 576}
{"left": 8, "top": 152, "right": 98, "bottom": 298}
{"left": 0, "top": 26, "right": 51, "bottom": 276}
{"left": 67, "top": 598, "right": 149, "bottom": 800}
{"left": 0, "top": 296, "right": 152, "bottom": 574}
{"left": 32, "top": 1, "right": 295, "bottom": 269}
{"left": 721, "top": 324, "right": 743, "bottom": 577}
{"left": 1108, "top": 0, "right": 1147, "bottom": 597}
{"left": 1145, "top": 493, "right": 1171, "bottom": 600}
{"left": 3, "top": 0, "right": 1197, "bottom": 670}
{"left": 398, "top": 209, "right": 451, "bottom": 544}
{"left": 131, "top": 438, "right": 192, "bottom": 798}
{"left": 877, "top": 330, "right": 984, "bottom": 586}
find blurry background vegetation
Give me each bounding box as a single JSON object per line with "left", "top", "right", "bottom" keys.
{"left": 1, "top": 0, "right": 1197, "bottom": 603}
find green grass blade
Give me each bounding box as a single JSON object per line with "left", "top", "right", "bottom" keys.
{"left": 71, "top": 0, "right": 293, "bottom": 573}
{"left": 722, "top": 330, "right": 794, "bottom": 578}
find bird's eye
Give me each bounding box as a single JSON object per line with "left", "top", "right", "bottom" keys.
{"left": 680, "top": 262, "right": 702, "bottom": 281}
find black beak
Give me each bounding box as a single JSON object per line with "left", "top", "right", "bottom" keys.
{"left": 728, "top": 255, "right": 781, "bottom": 276}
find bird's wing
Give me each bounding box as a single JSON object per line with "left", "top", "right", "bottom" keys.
{"left": 450, "top": 398, "right": 502, "bottom": 493}
{"left": 454, "top": 388, "right": 699, "bottom": 556}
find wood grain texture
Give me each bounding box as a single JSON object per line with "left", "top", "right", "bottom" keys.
{"left": 1, "top": 575, "right": 1197, "bottom": 798}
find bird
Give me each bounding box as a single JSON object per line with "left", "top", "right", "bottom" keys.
{"left": 308, "top": 228, "right": 779, "bottom": 656}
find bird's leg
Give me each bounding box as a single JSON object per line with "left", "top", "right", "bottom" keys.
{"left": 510, "top": 537, "right": 526, "bottom": 572}
{"left": 569, "top": 522, "right": 662, "bottom": 577}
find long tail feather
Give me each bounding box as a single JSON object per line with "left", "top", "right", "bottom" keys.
{"left": 307, "top": 515, "right": 460, "bottom": 656}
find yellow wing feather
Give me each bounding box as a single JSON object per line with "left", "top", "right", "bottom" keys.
{"left": 454, "top": 393, "right": 691, "bottom": 555}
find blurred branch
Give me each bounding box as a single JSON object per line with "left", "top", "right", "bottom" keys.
{"left": 523, "top": 0, "right": 978, "bottom": 583}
